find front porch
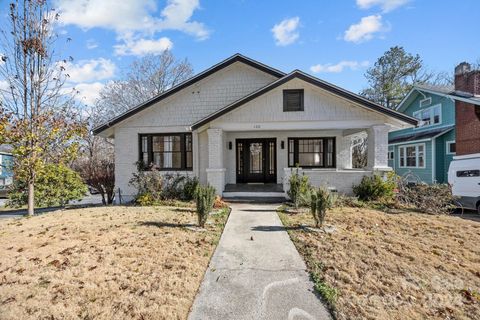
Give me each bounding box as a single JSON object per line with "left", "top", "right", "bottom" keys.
{"left": 199, "top": 125, "right": 391, "bottom": 196}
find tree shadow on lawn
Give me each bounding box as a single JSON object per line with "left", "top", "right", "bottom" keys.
{"left": 139, "top": 221, "right": 197, "bottom": 228}
{"left": 172, "top": 207, "right": 196, "bottom": 213}
{"left": 251, "top": 225, "right": 304, "bottom": 232}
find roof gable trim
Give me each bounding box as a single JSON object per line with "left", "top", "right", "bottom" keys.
{"left": 191, "top": 70, "right": 418, "bottom": 129}
{"left": 93, "top": 54, "right": 285, "bottom": 135}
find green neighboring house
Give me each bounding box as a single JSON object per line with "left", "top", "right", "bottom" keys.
{"left": 388, "top": 85, "right": 456, "bottom": 184}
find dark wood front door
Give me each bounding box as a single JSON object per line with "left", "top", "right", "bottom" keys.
{"left": 236, "top": 138, "right": 276, "bottom": 183}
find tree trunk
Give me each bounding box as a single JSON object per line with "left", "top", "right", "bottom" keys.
{"left": 100, "top": 192, "right": 106, "bottom": 206}
{"left": 27, "top": 181, "right": 34, "bottom": 216}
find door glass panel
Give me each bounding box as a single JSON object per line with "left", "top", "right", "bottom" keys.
{"left": 249, "top": 142, "right": 263, "bottom": 174}
{"left": 237, "top": 142, "right": 244, "bottom": 175}
{"left": 269, "top": 142, "right": 275, "bottom": 175}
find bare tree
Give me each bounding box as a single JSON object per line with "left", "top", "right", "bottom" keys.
{"left": 352, "top": 135, "right": 368, "bottom": 169}
{"left": 96, "top": 51, "right": 194, "bottom": 122}
{"left": 0, "top": 1, "right": 85, "bottom": 215}
{"left": 74, "top": 106, "right": 115, "bottom": 205}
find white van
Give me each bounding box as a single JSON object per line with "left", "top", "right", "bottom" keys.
{"left": 448, "top": 153, "right": 480, "bottom": 213}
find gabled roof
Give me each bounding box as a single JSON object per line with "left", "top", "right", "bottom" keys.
{"left": 396, "top": 84, "right": 480, "bottom": 113}
{"left": 388, "top": 125, "right": 454, "bottom": 144}
{"left": 191, "top": 70, "right": 418, "bottom": 129}
{"left": 93, "top": 54, "right": 286, "bottom": 135}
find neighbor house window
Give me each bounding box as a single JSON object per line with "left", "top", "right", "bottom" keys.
{"left": 446, "top": 141, "right": 456, "bottom": 154}
{"left": 283, "top": 89, "right": 304, "bottom": 112}
{"left": 388, "top": 151, "right": 394, "bottom": 160}
{"left": 288, "top": 137, "right": 335, "bottom": 168}
{"left": 139, "top": 133, "right": 193, "bottom": 170}
{"left": 412, "top": 104, "right": 441, "bottom": 127}
{"left": 399, "top": 144, "right": 425, "bottom": 168}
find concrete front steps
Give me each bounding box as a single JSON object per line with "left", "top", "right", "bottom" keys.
{"left": 222, "top": 183, "right": 287, "bottom": 202}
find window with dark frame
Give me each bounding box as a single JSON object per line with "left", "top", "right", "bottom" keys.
{"left": 139, "top": 133, "right": 193, "bottom": 171}
{"left": 288, "top": 137, "right": 335, "bottom": 168}
{"left": 447, "top": 141, "right": 456, "bottom": 154}
{"left": 283, "top": 89, "right": 304, "bottom": 112}
{"left": 456, "top": 170, "right": 480, "bottom": 178}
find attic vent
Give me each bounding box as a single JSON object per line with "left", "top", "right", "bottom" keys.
{"left": 419, "top": 97, "right": 432, "bottom": 108}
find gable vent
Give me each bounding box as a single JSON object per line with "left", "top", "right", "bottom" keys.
{"left": 419, "top": 97, "right": 432, "bottom": 108}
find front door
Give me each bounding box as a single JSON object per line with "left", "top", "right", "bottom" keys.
{"left": 236, "top": 138, "right": 276, "bottom": 183}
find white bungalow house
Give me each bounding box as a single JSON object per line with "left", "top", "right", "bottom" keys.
{"left": 94, "top": 54, "right": 417, "bottom": 201}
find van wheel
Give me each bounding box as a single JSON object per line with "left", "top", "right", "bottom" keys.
{"left": 477, "top": 202, "right": 480, "bottom": 215}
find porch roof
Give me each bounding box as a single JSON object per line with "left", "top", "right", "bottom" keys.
{"left": 388, "top": 125, "right": 454, "bottom": 144}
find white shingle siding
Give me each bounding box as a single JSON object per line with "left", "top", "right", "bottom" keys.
{"left": 214, "top": 79, "right": 390, "bottom": 125}
{"left": 118, "top": 62, "right": 278, "bottom": 128}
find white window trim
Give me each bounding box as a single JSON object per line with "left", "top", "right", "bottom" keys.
{"left": 398, "top": 143, "right": 426, "bottom": 169}
{"left": 419, "top": 97, "right": 432, "bottom": 108}
{"left": 412, "top": 104, "right": 442, "bottom": 129}
{"left": 0, "top": 155, "right": 2, "bottom": 176}
{"left": 446, "top": 140, "right": 456, "bottom": 155}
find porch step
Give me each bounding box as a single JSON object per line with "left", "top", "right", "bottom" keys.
{"left": 222, "top": 196, "right": 286, "bottom": 204}
{"left": 222, "top": 191, "right": 286, "bottom": 199}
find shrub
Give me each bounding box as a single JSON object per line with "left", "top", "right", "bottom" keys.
{"left": 195, "top": 185, "right": 216, "bottom": 227}
{"left": 288, "top": 167, "right": 311, "bottom": 208}
{"left": 129, "top": 162, "right": 199, "bottom": 204}
{"left": 8, "top": 164, "right": 87, "bottom": 208}
{"left": 310, "top": 187, "right": 337, "bottom": 228}
{"left": 182, "top": 176, "right": 199, "bottom": 201}
{"left": 396, "top": 179, "right": 457, "bottom": 214}
{"left": 353, "top": 173, "right": 396, "bottom": 202}
{"left": 129, "top": 162, "right": 164, "bottom": 205}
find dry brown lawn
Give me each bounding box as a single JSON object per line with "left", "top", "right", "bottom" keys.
{"left": 0, "top": 205, "right": 228, "bottom": 320}
{"left": 279, "top": 207, "right": 480, "bottom": 320}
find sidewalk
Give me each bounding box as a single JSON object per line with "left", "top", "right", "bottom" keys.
{"left": 189, "top": 202, "right": 331, "bottom": 320}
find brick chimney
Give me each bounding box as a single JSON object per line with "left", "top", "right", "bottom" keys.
{"left": 454, "top": 62, "right": 480, "bottom": 156}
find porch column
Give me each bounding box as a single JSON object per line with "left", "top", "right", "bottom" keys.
{"left": 206, "top": 128, "right": 226, "bottom": 195}
{"left": 367, "top": 125, "right": 391, "bottom": 171}
{"left": 337, "top": 135, "right": 353, "bottom": 169}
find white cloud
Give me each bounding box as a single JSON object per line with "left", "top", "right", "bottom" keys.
{"left": 70, "top": 82, "right": 105, "bottom": 106}
{"left": 114, "top": 37, "right": 173, "bottom": 56}
{"left": 55, "top": 0, "right": 209, "bottom": 40}
{"left": 343, "top": 15, "right": 385, "bottom": 43}
{"left": 86, "top": 39, "right": 98, "bottom": 50}
{"left": 159, "top": 0, "right": 209, "bottom": 40}
{"left": 310, "top": 60, "right": 369, "bottom": 73}
{"left": 63, "top": 58, "right": 116, "bottom": 83}
{"left": 271, "top": 17, "right": 300, "bottom": 46}
{"left": 356, "top": 0, "right": 410, "bottom": 12}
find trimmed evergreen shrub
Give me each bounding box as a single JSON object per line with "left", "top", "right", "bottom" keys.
{"left": 310, "top": 187, "right": 337, "bottom": 228}
{"left": 352, "top": 173, "right": 396, "bottom": 202}
{"left": 195, "top": 184, "right": 216, "bottom": 227}
{"left": 182, "top": 176, "right": 199, "bottom": 201}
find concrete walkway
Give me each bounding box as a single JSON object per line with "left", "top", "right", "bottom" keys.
{"left": 189, "top": 202, "right": 331, "bottom": 320}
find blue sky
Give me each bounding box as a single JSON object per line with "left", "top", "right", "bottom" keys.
{"left": 1, "top": 0, "right": 479, "bottom": 106}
